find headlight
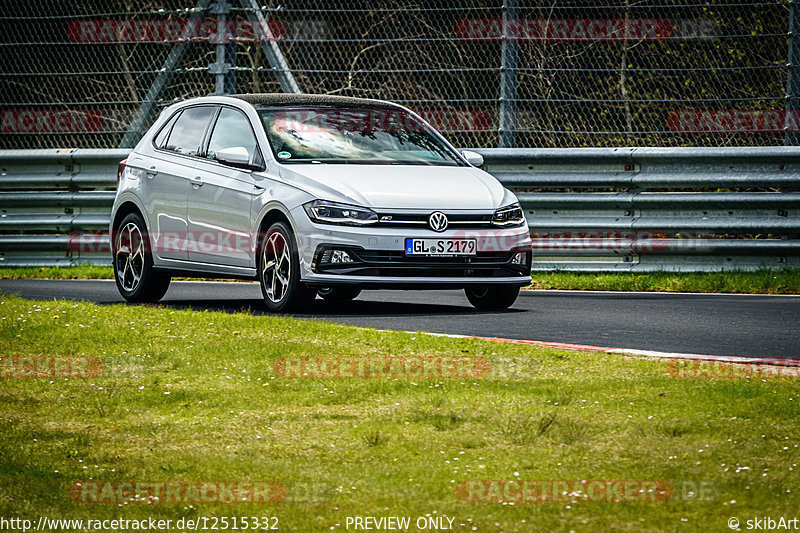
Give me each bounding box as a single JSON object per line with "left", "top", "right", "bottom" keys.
{"left": 492, "top": 203, "right": 525, "bottom": 227}
{"left": 303, "top": 200, "right": 379, "bottom": 226}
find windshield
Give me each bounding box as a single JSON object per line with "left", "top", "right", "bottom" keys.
{"left": 258, "top": 107, "right": 465, "bottom": 166}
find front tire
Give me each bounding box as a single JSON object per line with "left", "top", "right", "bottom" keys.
{"left": 317, "top": 287, "right": 362, "bottom": 302}
{"left": 465, "top": 285, "right": 520, "bottom": 310}
{"left": 112, "top": 212, "right": 171, "bottom": 303}
{"left": 259, "top": 221, "right": 316, "bottom": 313}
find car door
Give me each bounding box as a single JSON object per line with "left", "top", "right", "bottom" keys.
{"left": 143, "top": 105, "right": 216, "bottom": 261}
{"left": 187, "top": 106, "right": 264, "bottom": 268}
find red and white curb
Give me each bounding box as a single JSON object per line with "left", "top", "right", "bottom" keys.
{"left": 402, "top": 330, "right": 800, "bottom": 368}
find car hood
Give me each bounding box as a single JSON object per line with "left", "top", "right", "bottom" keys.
{"left": 277, "top": 164, "right": 505, "bottom": 210}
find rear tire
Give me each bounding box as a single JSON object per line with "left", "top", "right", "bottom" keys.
{"left": 259, "top": 221, "right": 316, "bottom": 313}
{"left": 465, "top": 285, "right": 520, "bottom": 310}
{"left": 112, "top": 212, "right": 171, "bottom": 303}
{"left": 317, "top": 287, "right": 362, "bottom": 302}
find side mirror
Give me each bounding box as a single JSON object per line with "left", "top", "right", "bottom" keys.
{"left": 216, "top": 146, "right": 250, "bottom": 166}
{"left": 461, "top": 150, "right": 484, "bottom": 167}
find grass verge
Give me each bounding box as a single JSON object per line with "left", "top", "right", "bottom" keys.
{"left": 1, "top": 295, "right": 798, "bottom": 531}
{"left": 0, "top": 266, "right": 114, "bottom": 280}
{"left": 0, "top": 266, "right": 247, "bottom": 283}
{"left": 2, "top": 266, "right": 800, "bottom": 294}
{"left": 529, "top": 269, "right": 800, "bottom": 294}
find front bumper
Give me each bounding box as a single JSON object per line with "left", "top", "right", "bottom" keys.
{"left": 313, "top": 246, "right": 531, "bottom": 278}
{"left": 291, "top": 206, "right": 532, "bottom": 288}
{"left": 302, "top": 274, "right": 531, "bottom": 290}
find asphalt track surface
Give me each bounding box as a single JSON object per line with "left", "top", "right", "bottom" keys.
{"left": 1, "top": 278, "right": 798, "bottom": 361}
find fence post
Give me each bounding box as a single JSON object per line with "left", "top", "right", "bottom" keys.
{"left": 211, "top": 0, "right": 235, "bottom": 95}
{"left": 225, "top": 33, "right": 237, "bottom": 93}
{"left": 499, "top": 0, "right": 518, "bottom": 148}
{"left": 787, "top": 0, "right": 800, "bottom": 146}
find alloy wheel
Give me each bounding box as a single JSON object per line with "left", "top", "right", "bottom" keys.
{"left": 262, "top": 231, "right": 291, "bottom": 303}
{"left": 115, "top": 222, "right": 144, "bottom": 292}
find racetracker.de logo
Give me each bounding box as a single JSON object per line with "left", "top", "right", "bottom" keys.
{"left": 0, "top": 109, "right": 104, "bottom": 133}
{"left": 666, "top": 360, "right": 800, "bottom": 379}
{"left": 273, "top": 355, "right": 491, "bottom": 379}
{"left": 456, "top": 480, "right": 674, "bottom": 503}
{"left": 70, "top": 228, "right": 532, "bottom": 256}
{"left": 70, "top": 481, "right": 287, "bottom": 504}
{"left": 456, "top": 19, "right": 673, "bottom": 41}
{"left": 1, "top": 356, "right": 103, "bottom": 379}
{"left": 67, "top": 19, "right": 287, "bottom": 43}
{"left": 269, "top": 108, "right": 491, "bottom": 134}
{"left": 667, "top": 110, "right": 800, "bottom": 133}
{"left": 528, "top": 231, "right": 672, "bottom": 253}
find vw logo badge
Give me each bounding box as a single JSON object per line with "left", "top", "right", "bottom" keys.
{"left": 428, "top": 211, "right": 448, "bottom": 232}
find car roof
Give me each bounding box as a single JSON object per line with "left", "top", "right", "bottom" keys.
{"left": 230, "top": 93, "right": 404, "bottom": 110}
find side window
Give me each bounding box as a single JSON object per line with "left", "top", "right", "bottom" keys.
{"left": 207, "top": 107, "right": 261, "bottom": 166}
{"left": 163, "top": 106, "right": 215, "bottom": 156}
{"left": 153, "top": 111, "right": 181, "bottom": 149}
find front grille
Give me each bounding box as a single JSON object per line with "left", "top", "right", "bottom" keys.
{"left": 374, "top": 212, "right": 494, "bottom": 229}
{"left": 314, "top": 246, "right": 530, "bottom": 278}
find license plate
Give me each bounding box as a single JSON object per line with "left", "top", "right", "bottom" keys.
{"left": 405, "top": 238, "right": 477, "bottom": 256}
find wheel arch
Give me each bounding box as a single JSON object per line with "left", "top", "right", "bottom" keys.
{"left": 110, "top": 199, "right": 156, "bottom": 262}
{"left": 254, "top": 204, "right": 297, "bottom": 258}
{"left": 111, "top": 201, "right": 145, "bottom": 232}
{"left": 258, "top": 207, "right": 293, "bottom": 235}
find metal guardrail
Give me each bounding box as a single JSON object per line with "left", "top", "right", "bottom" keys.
{"left": 475, "top": 147, "right": 800, "bottom": 271}
{"left": 0, "top": 147, "right": 798, "bottom": 271}
{"left": 0, "top": 149, "right": 124, "bottom": 266}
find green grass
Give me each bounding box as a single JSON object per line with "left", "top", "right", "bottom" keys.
{"left": 0, "top": 266, "right": 115, "bottom": 280}
{"left": 3, "top": 266, "right": 799, "bottom": 294}
{"left": 0, "top": 266, "right": 248, "bottom": 282}
{"left": 1, "top": 295, "right": 799, "bottom": 531}
{"left": 529, "top": 269, "right": 800, "bottom": 294}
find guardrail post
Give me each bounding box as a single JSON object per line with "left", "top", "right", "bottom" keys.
{"left": 499, "top": 0, "right": 518, "bottom": 148}
{"left": 786, "top": 0, "right": 800, "bottom": 146}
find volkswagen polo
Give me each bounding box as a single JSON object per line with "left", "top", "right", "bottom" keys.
{"left": 111, "top": 94, "right": 532, "bottom": 312}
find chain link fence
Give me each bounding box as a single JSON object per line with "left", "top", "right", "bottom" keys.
{"left": 0, "top": 0, "right": 796, "bottom": 150}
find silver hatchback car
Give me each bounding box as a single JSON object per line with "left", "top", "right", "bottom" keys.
{"left": 111, "top": 94, "right": 532, "bottom": 312}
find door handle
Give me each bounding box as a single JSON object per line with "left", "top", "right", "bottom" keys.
{"left": 192, "top": 176, "right": 204, "bottom": 188}
{"left": 146, "top": 166, "right": 158, "bottom": 179}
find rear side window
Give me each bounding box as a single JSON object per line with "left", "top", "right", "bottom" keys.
{"left": 153, "top": 111, "right": 181, "bottom": 149}
{"left": 162, "top": 106, "right": 215, "bottom": 156}
{"left": 207, "top": 107, "right": 261, "bottom": 166}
